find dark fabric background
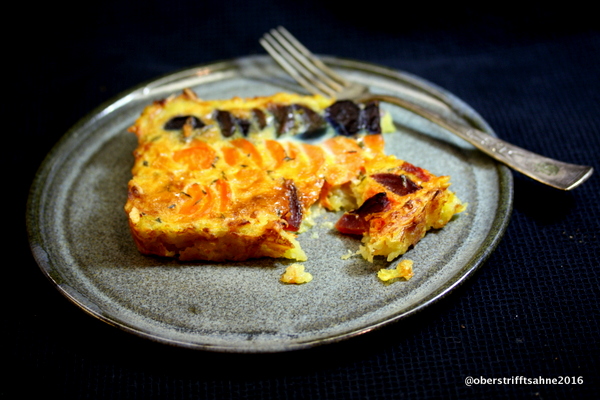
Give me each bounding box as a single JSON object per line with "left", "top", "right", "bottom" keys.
{"left": 7, "top": 1, "right": 599, "bottom": 399}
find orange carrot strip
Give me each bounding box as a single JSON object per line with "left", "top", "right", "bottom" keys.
{"left": 215, "top": 178, "right": 231, "bottom": 212}
{"left": 173, "top": 142, "right": 216, "bottom": 170}
{"left": 221, "top": 146, "right": 241, "bottom": 166}
{"left": 231, "top": 138, "right": 263, "bottom": 167}
{"left": 362, "top": 134, "right": 385, "bottom": 153}
{"left": 301, "top": 143, "right": 326, "bottom": 176}
{"left": 265, "top": 139, "right": 287, "bottom": 169}
{"left": 322, "top": 137, "right": 364, "bottom": 184}
{"left": 179, "top": 183, "right": 212, "bottom": 215}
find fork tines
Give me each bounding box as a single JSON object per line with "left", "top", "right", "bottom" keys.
{"left": 260, "top": 26, "right": 350, "bottom": 97}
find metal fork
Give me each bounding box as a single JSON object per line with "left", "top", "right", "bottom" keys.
{"left": 260, "top": 26, "right": 593, "bottom": 191}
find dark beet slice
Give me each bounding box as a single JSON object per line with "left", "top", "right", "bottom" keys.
{"left": 215, "top": 110, "right": 236, "bottom": 137}
{"left": 294, "top": 104, "right": 327, "bottom": 135}
{"left": 238, "top": 119, "right": 251, "bottom": 136}
{"left": 400, "top": 162, "right": 430, "bottom": 182}
{"left": 269, "top": 105, "right": 296, "bottom": 136}
{"left": 371, "top": 173, "right": 421, "bottom": 196}
{"left": 361, "top": 101, "right": 381, "bottom": 134}
{"left": 355, "top": 192, "right": 391, "bottom": 216}
{"left": 335, "top": 192, "right": 390, "bottom": 235}
{"left": 215, "top": 110, "right": 252, "bottom": 137}
{"left": 325, "top": 100, "right": 361, "bottom": 136}
{"left": 282, "top": 179, "right": 302, "bottom": 231}
{"left": 269, "top": 104, "right": 327, "bottom": 137}
{"left": 252, "top": 108, "right": 267, "bottom": 130}
{"left": 164, "top": 115, "right": 204, "bottom": 130}
{"left": 334, "top": 213, "right": 366, "bottom": 235}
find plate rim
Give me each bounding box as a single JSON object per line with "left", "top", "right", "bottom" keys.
{"left": 26, "top": 55, "right": 514, "bottom": 353}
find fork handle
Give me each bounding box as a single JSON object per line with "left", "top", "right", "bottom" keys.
{"left": 360, "top": 94, "right": 593, "bottom": 190}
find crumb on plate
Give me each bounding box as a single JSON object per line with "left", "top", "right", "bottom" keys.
{"left": 281, "top": 263, "right": 313, "bottom": 284}
{"left": 377, "top": 259, "right": 414, "bottom": 282}
{"left": 341, "top": 249, "right": 356, "bottom": 260}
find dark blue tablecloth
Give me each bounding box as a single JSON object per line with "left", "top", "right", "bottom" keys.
{"left": 9, "top": 1, "right": 599, "bottom": 399}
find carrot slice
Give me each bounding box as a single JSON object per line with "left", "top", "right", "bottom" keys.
{"left": 179, "top": 183, "right": 212, "bottom": 215}
{"left": 362, "top": 134, "right": 385, "bottom": 154}
{"left": 322, "top": 137, "right": 365, "bottom": 185}
{"left": 265, "top": 139, "right": 287, "bottom": 169}
{"left": 301, "top": 143, "right": 326, "bottom": 176}
{"left": 221, "top": 146, "right": 241, "bottom": 166}
{"left": 214, "top": 178, "right": 231, "bottom": 212}
{"left": 231, "top": 138, "right": 263, "bottom": 167}
{"left": 173, "top": 142, "right": 216, "bottom": 170}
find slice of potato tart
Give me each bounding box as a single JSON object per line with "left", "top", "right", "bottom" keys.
{"left": 125, "top": 89, "right": 465, "bottom": 262}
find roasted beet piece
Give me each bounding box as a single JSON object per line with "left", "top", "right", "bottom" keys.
{"left": 334, "top": 213, "right": 365, "bottom": 235}
{"left": 269, "top": 104, "right": 326, "bottom": 137}
{"left": 294, "top": 104, "right": 327, "bottom": 136}
{"left": 238, "top": 119, "right": 251, "bottom": 136}
{"left": 401, "top": 162, "right": 430, "bottom": 182}
{"left": 355, "top": 192, "right": 391, "bottom": 215}
{"left": 282, "top": 179, "right": 302, "bottom": 231}
{"left": 252, "top": 108, "right": 267, "bottom": 130}
{"left": 270, "top": 105, "right": 296, "bottom": 136}
{"left": 371, "top": 173, "right": 421, "bottom": 196}
{"left": 326, "top": 100, "right": 382, "bottom": 136}
{"left": 361, "top": 101, "right": 381, "bottom": 134}
{"left": 215, "top": 110, "right": 252, "bottom": 137}
{"left": 335, "top": 192, "right": 391, "bottom": 235}
{"left": 325, "top": 100, "right": 361, "bottom": 136}
{"left": 164, "top": 115, "right": 205, "bottom": 130}
{"left": 215, "top": 110, "right": 236, "bottom": 137}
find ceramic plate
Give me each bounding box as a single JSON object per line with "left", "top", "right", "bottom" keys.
{"left": 27, "top": 55, "right": 513, "bottom": 352}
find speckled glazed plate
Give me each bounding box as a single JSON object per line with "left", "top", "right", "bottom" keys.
{"left": 27, "top": 55, "right": 513, "bottom": 352}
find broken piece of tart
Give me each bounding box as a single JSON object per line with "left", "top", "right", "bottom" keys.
{"left": 124, "top": 89, "right": 465, "bottom": 263}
